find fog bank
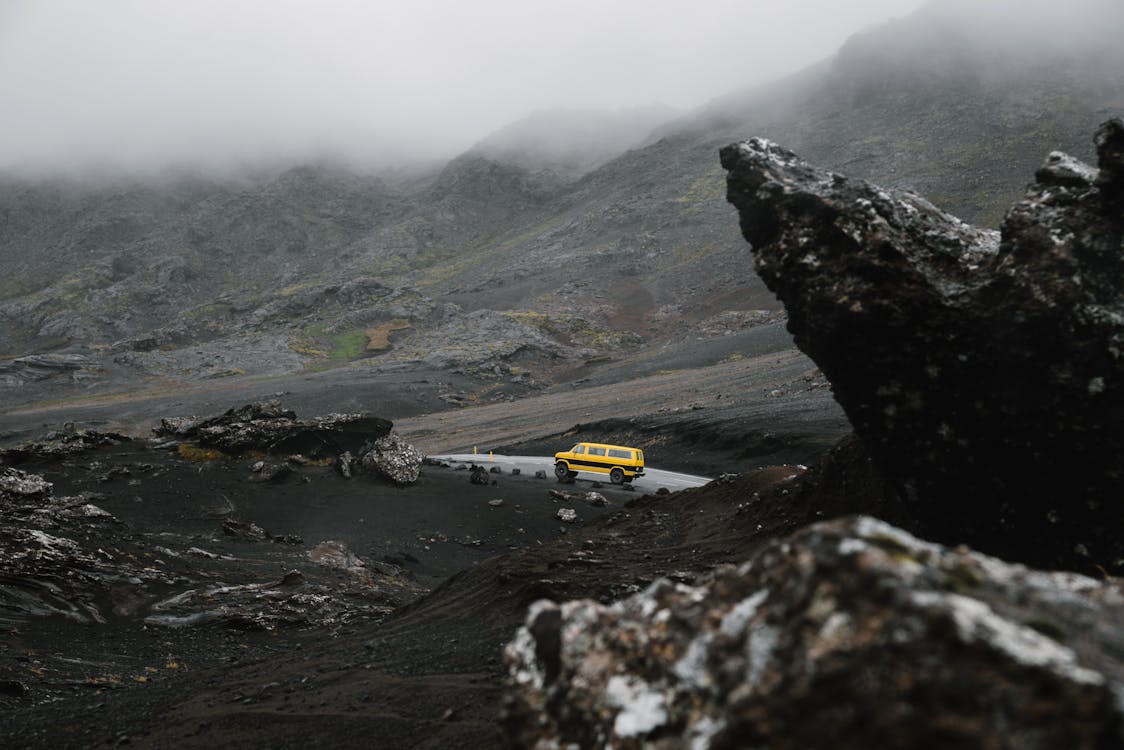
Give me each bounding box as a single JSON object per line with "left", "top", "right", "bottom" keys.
{"left": 0, "top": 0, "right": 926, "bottom": 174}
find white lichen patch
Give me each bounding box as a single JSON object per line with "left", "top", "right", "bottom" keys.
{"left": 720, "top": 589, "right": 769, "bottom": 638}
{"left": 854, "top": 516, "right": 941, "bottom": 559}
{"left": 808, "top": 611, "right": 857, "bottom": 660}
{"left": 838, "top": 537, "right": 868, "bottom": 556}
{"left": 673, "top": 634, "right": 714, "bottom": 689}
{"left": 689, "top": 715, "right": 727, "bottom": 750}
{"left": 606, "top": 675, "right": 668, "bottom": 737}
{"left": 745, "top": 624, "right": 779, "bottom": 688}
{"left": 506, "top": 624, "right": 545, "bottom": 688}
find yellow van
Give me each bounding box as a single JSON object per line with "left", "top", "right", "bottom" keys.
{"left": 554, "top": 442, "right": 645, "bottom": 484}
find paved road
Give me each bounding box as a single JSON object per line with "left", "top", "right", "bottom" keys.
{"left": 429, "top": 453, "right": 712, "bottom": 494}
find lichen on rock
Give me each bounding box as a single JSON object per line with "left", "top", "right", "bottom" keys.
{"left": 503, "top": 516, "right": 1124, "bottom": 749}
{"left": 357, "top": 431, "right": 423, "bottom": 485}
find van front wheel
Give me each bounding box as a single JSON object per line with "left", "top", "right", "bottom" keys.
{"left": 555, "top": 462, "right": 570, "bottom": 479}
{"left": 610, "top": 468, "right": 624, "bottom": 484}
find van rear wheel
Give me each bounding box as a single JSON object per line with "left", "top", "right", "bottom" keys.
{"left": 610, "top": 468, "right": 624, "bottom": 484}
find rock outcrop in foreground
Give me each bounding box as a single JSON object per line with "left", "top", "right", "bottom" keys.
{"left": 505, "top": 516, "right": 1124, "bottom": 749}
{"left": 721, "top": 120, "right": 1124, "bottom": 571}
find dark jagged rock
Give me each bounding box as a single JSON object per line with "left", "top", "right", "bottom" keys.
{"left": 0, "top": 353, "right": 90, "bottom": 388}
{"left": 1, "top": 429, "right": 131, "bottom": 464}
{"left": 1, "top": 464, "right": 409, "bottom": 636}
{"left": 221, "top": 519, "right": 302, "bottom": 544}
{"left": 249, "top": 462, "right": 296, "bottom": 484}
{"left": 721, "top": 122, "right": 1124, "bottom": 572}
{"left": 548, "top": 489, "right": 608, "bottom": 507}
{"left": 142, "top": 566, "right": 412, "bottom": 631}
{"left": 153, "top": 400, "right": 392, "bottom": 458}
{"left": 222, "top": 519, "right": 269, "bottom": 541}
{"left": 0, "top": 466, "right": 53, "bottom": 499}
{"left": 0, "top": 467, "right": 173, "bottom": 625}
{"left": 505, "top": 516, "right": 1124, "bottom": 749}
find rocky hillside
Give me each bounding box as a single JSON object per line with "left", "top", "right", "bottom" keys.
{"left": 1, "top": 0, "right": 1121, "bottom": 404}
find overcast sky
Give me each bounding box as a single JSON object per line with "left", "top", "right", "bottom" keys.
{"left": 0, "top": 0, "right": 926, "bottom": 173}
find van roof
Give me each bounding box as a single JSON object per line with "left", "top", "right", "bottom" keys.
{"left": 576, "top": 442, "right": 640, "bottom": 452}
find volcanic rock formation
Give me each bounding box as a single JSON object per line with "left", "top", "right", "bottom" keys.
{"left": 504, "top": 516, "right": 1124, "bottom": 749}
{"left": 154, "top": 400, "right": 392, "bottom": 459}
{"left": 720, "top": 119, "right": 1124, "bottom": 572}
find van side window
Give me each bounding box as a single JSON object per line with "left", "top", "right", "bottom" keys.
{"left": 607, "top": 449, "right": 632, "bottom": 459}
{"left": 588, "top": 447, "right": 606, "bottom": 457}
{"left": 573, "top": 445, "right": 585, "bottom": 454}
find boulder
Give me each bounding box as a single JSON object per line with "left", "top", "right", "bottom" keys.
{"left": 469, "top": 465, "right": 490, "bottom": 485}
{"left": 358, "top": 431, "right": 422, "bottom": 485}
{"left": 720, "top": 121, "right": 1124, "bottom": 572}
{"left": 504, "top": 516, "right": 1124, "bottom": 749}
{"left": 555, "top": 508, "right": 577, "bottom": 523}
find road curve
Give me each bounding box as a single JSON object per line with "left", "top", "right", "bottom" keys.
{"left": 428, "top": 453, "right": 712, "bottom": 494}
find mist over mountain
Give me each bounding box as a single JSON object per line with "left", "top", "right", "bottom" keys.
{"left": 0, "top": 0, "right": 923, "bottom": 175}
{"left": 469, "top": 105, "right": 680, "bottom": 177}
{"left": 1, "top": 0, "right": 1121, "bottom": 402}
{"left": 691, "top": 0, "right": 1124, "bottom": 224}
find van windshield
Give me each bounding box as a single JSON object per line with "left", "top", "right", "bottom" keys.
{"left": 571, "top": 444, "right": 585, "bottom": 454}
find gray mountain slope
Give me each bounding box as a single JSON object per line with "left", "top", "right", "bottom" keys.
{"left": 1, "top": 0, "right": 1121, "bottom": 403}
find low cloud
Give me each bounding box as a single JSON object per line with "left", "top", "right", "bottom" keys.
{"left": 0, "top": 0, "right": 927, "bottom": 174}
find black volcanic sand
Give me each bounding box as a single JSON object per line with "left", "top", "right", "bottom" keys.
{"left": 0, "top": 440, "right": 636, "bottom": 748}
{"left": 11, "top": 441, "right": 628, "bottom": 583}
{"left": 1, "top": 436, "right": 891, "bottom": 749}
